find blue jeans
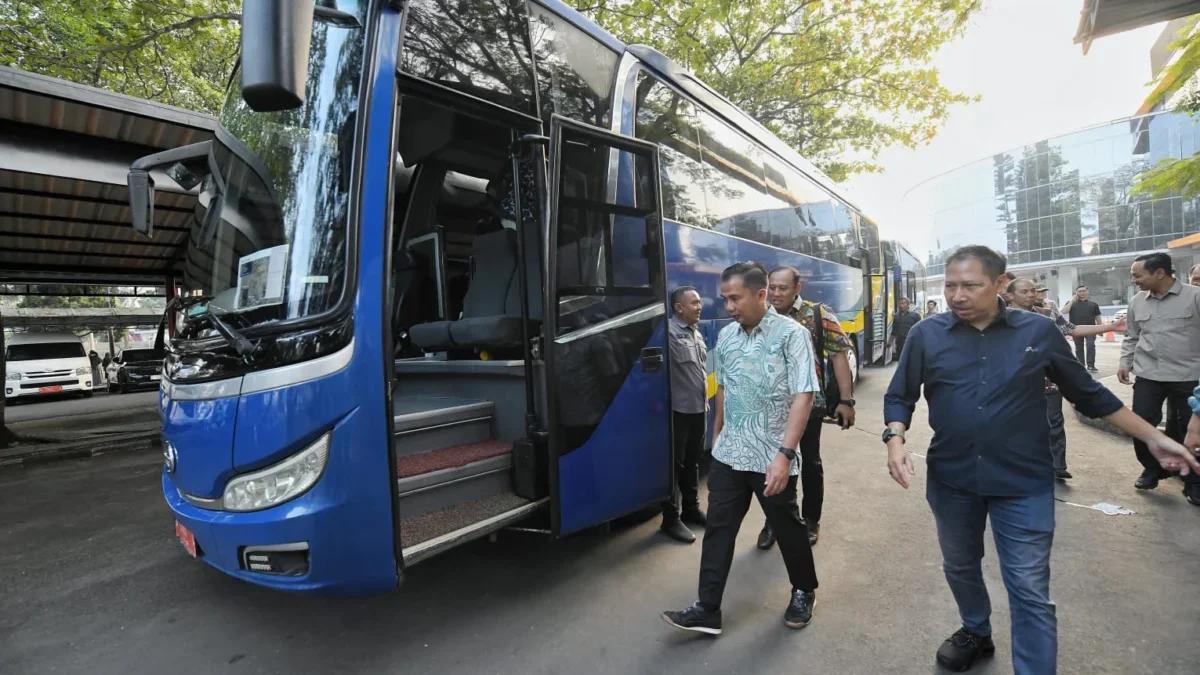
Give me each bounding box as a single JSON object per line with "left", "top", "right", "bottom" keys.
{"left": 926, "top": 478, "right": 1057, "bottom": 675}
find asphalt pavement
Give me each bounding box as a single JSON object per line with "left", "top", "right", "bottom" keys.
{"left": 4, "top": 389, "right": 158, "bottom": 424}
{"left": 2, "top": 344, "right": 1198, "bottom": 675}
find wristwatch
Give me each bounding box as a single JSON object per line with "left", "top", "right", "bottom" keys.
{"left": 839, "top": 398, "right": 856, "bottom": 407}
{"left": 777, "top": 445, "right": 798, "bottom": 461}
{"left": 881, "top": 428, "right": 905, "bottom": 444}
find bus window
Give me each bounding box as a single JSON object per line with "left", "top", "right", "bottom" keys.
{"left": 763, "top": 157, "right": 829, "bottom": 257}
{"left": 528, "top": 3, "right": 619, "bottom": 129}
{"left": 696, "top": 110, "right": 772, "bottom": 243}
{"left": 633, "top": 74, "right": 708, "bottom": 228}
{"left": 402, "top": 0, "right": 536, "bottom": 114}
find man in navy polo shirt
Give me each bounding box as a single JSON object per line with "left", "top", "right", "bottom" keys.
{"left": 883, "top": 246, "right": 1199, "bottom": 674}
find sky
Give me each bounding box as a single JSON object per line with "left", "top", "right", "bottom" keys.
{"left": 843, "top": 0, "right": 1170, "bottom": 259}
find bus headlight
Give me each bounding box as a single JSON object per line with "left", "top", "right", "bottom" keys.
{"left": 222, "top": 433, "right": 330, "bottom": 512}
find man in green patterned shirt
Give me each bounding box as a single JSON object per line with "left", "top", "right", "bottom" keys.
{"left": 755, "top": 266, "right": 857, "bottom": 550}
{"left": 661, "top": 262, "right": 822, "bottom": 636}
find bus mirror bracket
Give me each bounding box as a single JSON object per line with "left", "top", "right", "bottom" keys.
{"left": 240, "top": 0, "right": 315, "bottom": 112}
{"left": 127, "top": 170, "right": 155, "bottom": 238}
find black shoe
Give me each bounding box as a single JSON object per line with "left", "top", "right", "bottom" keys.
{"left": 681, "top": 507, "right": 707, "bottom": 527}
{"left": 936, "top": 628, "right": 996, "bottom": 672}
{"left": 661, "top": 519, "right": 695, "bottom": 543}
{"left": 807, "top": 521, "right": 820, "bottom": 547}
{"left": 1135, "top": 469, "right": 1161, "bottom": 490}
{"left": 757, "top": 524, "right": 775, "bottom": 550}
{"left": 1184, "top": 483, "right": 1200, "bottom": 507}
{"left": 1054, "top": 469, "right": 1072, "bottom": 481}
{"left": 783, "top": 589, "right": 816, "bottom": 629}
{"left": 1087, "top": 366, "right": 1099, "bottom": 373}
{"left": 661, "top": 602, "right": 722, "bottom": 635}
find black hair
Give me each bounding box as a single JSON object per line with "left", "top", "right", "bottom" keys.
{"left": 670, "top": 286, "right": 697, "bottom": 308}
{"left": 1075, "top": 285, "right": 1088, "bottom": 291}
{"left": 721, "top": 261, "right": 768, "bottom": 291}
{"left": 946, "top": 245, "right": 1007, "bottom": 281}
{"left": 1006, "top": 277, "right": 1033, "bottom": 294}
{"left": 768, "top": 265, "right": 802, "bottom": 286}
{"left": 1135, "top": 252, "right": 1174, "bottom": 276}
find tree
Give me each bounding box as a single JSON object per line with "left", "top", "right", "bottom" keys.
{"left": 577, "top": 0, "right": 981, "bottom": 180}
{"left": 1134, "top": 18, "right": 1200, "bottom": 199}
{"left": 0, "top": 0, "right": 240, "bottom": 114}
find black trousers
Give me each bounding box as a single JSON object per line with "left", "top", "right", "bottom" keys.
{"left": 662, "top": 411, "right": 705, "bottom": 519}
{"left": 1047, "top": 391, "right": 1067, "bottom": 472}
{"left": 1073, "top": 335, "right": 1096, "bottom": 368}
{"left": 1132, "top": 377, "right": 1199, "bottom": 484}
{"left": 760, "top": 411, "right": 824, "bottom": 527}
{"left": 699, "top": 460, "right": 818, "bottom": 608}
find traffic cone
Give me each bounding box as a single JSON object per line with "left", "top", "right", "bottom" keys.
{"left": 1105, "top": 328, "right": 1114, "bottom": 342}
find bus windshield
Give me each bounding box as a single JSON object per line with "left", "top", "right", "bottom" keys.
{"left": 178, "top": 0, "right": 367, "bottom": 332}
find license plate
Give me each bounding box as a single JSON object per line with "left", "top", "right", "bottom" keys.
{"left": 175, "top": 520, "right": 197, "bottom": 558}
{"left": 150, "top": 375, "right": 161, "bottom": 381}
{"left": 38, "top": 386, "right": 63, "bottom": 393}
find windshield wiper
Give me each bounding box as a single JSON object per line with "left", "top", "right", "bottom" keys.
{"left": 204, "top": 308, "right": 262, "bottom": 363}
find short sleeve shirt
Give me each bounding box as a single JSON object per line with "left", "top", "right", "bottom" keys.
{"left": 785, "top": 298, "right": 852, "bottom": 408}
{"left": 668, "top": 316, "right": 708, "bottom": 414}
{"left": 713, "top": 307, "right": 820, "bottom": 475}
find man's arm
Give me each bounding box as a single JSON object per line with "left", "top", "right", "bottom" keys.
{"left": 1069, "top": 319, "right": 1125, "bottom": 338}
{"left": 712, "top": 386, "right": 725, "bottom": 441}
{"left": 819, "top": 304, "right": 857, "bottom": 427}
{"left": 883, "top": 325, "right": 926, "bottom": 489}
{"left": 1118, "top": 299, "right": 1139, "bottom": 384}
{"left": 764, "top": 326, "right": 819, "bottom": 496}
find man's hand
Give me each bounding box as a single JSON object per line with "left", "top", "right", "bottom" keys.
{"left": 835, "top": 403, "right": 856, "bottom": 429}
{"left": 1117, "top": 366, "right": 1133, "bottom": 385}
{"left": 1186, "top": 415, "right": 1200, "bottom": 453}
{"left": 886, "top": 440, "right": 915, "bottom": 489}
{"left": 1110, "top": 317, "right": 1127, "bottom": 333}
{"left": 764, "top": 453, "right": 792, "bottom": 497}
{"left": 1144, "top": 432, "right": 1200, "bottom": 475}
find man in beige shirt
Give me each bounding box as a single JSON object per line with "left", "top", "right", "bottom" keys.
{"left": 1119, "top": 252, "right": 1200, "bottom": 505}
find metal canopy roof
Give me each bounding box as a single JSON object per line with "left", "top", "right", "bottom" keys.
{"left": 1, "top": 307, "right": 163, "bottom": 329}
{"left": 0, "top": 66, "right": 218, "bottom": 285}
{"left": 1076, "top": 0, "right": 1200, "bottom": 53}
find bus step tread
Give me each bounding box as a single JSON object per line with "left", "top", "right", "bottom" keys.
{"left": 400, "top": 491, "right": 534, "bottom": 551}
{"left": 396, "top": 439, "right": 512, "bottom": 478}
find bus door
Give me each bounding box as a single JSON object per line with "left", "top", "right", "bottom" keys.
{"left": 544, "top": 116, "right": 672, "bottom": 535}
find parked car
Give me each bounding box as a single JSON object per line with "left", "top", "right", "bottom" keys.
{"left": 106, "top": 348, "right": 165, "bottom": 394}
{"left": 3, "top": 332, "right": 94, "bottom": 400}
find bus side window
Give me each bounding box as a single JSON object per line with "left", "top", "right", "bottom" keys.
{"left": 695, "top": 110, "right": 772, "bottom": 244}
{"left": 633, "top": 73, "right": 709, "bottom": 228}
{"left": 528, "top": 3, "right": 619, "bottom": 129}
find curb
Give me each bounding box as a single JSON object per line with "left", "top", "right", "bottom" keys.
{"left": 0, "top": 430, "right": 161, "bottom": 469}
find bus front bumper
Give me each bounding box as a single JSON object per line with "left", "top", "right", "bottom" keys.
{"left": 162, "top": 468, "right": 394, "bottom": 596}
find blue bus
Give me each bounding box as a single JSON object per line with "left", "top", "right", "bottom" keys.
{"left": 125, "top": 0, "right": 895, "bottom": 595}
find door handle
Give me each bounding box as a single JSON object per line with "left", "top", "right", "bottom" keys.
{"left": 640, "top": 347, "right": 663, "bottom": 373}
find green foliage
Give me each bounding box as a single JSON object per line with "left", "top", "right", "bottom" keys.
{"left": 1135, "top": 19, "right": 1200, "bottom": 200}
{"left": 575, "top": 0, "right": 982, "bottom": 179}
{"left": 0, "top": 0, "right": 240, "bottom": 114}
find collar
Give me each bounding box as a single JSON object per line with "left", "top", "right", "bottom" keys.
{"left": 1151, "top": 279, "right": 1183, "bottom": 299}
{"left": 741, "top": 306, "right": 778, "bottom": 334}
{"left": 670, "top": 315, "right": 696, "bottom": 331}
{"left": 947, "top": 297, "right": 1011, "bottom": 331}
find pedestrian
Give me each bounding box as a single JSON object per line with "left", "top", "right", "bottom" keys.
{"left": 998, "top": 271, "right": 1016, "bottom": 305}
{"left": 890, "top": 297, "right": 922, "bottom": 358}
{"left": 101, "top": 352, "right": 112, "bottom": 383}
{"left": 87, "top": 350, "right": 101, "bottom": 387}
{"left": 756, "top": 265, "right": 856, "bottom": 551}
{"left": 1061, "top": 285, "right": 1101, "bottom": 372}
{"left": 1033, "top": 284, "right": 1058, "bottom": 316}
{"left": 1189, "top": 263, "right": 1200, "bottom": 287}
{"left": 1118, "top": 252, "right": 1200, "bottom": 505}
{"left": 1008, "top": 277, "right": 1125, "bottom": 482}
{"left": 661, "top": 261, "right": 821, "bottom": 636}
{"left": 926, "top": 299, "right": 939, "bottom": 317}
{"left": 884, "top": 245, "right": 1198, "bottom": 674}
{"left": 660, "top": 285, "right": 709, "bottom": 543}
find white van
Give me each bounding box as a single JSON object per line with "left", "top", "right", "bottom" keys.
{"left": 4, "top": 332, "right": 94, "bottom": 400}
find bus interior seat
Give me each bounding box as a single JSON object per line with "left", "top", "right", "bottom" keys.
{"left": 409, "top": 227, "right": 528, "bottom": 350}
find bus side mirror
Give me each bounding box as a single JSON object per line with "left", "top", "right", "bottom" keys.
{"left": 127, "top": 169, "right": 155, "bottom": 238}
{"left": 241, "top": 0, "right": 315, "bottom": 112}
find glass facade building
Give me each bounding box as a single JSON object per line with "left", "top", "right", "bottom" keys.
{"left": 908, "top": 110, "right": 1200, "bottom": 307}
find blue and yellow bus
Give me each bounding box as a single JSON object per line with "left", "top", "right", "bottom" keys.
{"left": 126, "top": 0, "right": 894, "bottom": 595}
